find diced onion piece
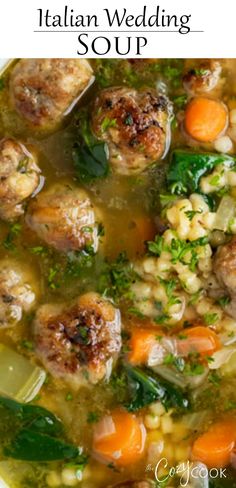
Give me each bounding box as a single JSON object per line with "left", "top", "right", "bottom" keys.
{"left": 214, "top": 196, "right": 235, "bottom": 231}
{"left": 153, "top": 365, "right": 188, "bottom": 388}
{"left": 147, "top": 337, "right": 176, "bottom": 368}
{"left": 221, "top": 349, "right": 236, "bottom": 376}
{"left": 0, "top": 344, "right": 46, "bottom": 402}
{"left": 214, "top": 136, "right": 233, "bottom": 154}
{"left": 209, "top": 346, "right": 236, "bottom": 370}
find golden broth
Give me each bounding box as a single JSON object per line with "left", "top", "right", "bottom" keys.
{"left": 0, "top": 59, "right": 236, "bottom": 488}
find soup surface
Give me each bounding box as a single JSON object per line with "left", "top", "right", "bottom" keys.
{"left": 0, "top": 58, "right": 236, "bottom": 488}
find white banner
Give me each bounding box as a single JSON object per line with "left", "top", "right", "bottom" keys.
{"left": 0, "top": 0, "right": 235, "bottom": 58}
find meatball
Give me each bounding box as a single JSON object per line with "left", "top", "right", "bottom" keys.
{"left": 183, "top": 60, "right": 222, "bottom": 95}
{"left": 214, "top": 237, "right": 236, "bottom": 294}
{"left": 92, "top": 87, "right": 172, "bottom": 175}
{"left": 0, "top": 138, "right": 40, "bottom": 221}
{"left": 25, "top": 183, "right": 99, "bottom": 253}
{"left": 214, "top": 237, "right": 236, "bottom": 317}
{"left": 34, "top": 292, "right": 121, "bottom": 388}
{"left": 10, "top": 59, "right": 93, "bottom": 130}
{"left": 0, "top": 259, "right": 37, "bottom": 328}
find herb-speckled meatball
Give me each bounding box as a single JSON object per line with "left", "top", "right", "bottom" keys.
{"left": 0, "top": 138, "right": 40, "bottom": 221}
{"left": 214, "top": 236, "right": 236, "bottom": 317}
{"left": 183, "top": 60, "right": 222, "bottom": 95}
{"left": 92, "top": 87, "right": 172, "bottom": 175}
{"left": 34, "top": 292, "right": 121, "bottom": 388}
{"left": 26, "top": 183, "right": 99, "bottom": 253}
{"left": 0, "top": 259, "right": 38, "bottom": 328}
{"left": 10, "top": 59, "right": 94, "bottom": 130}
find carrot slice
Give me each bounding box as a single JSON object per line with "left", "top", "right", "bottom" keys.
{"left": 128, "top": 328, "right": 162, "bottom": 365}
{"left": 192, "top": 419, "right": 236, "bottom": 468}
{"left": 177, "top": 326, "right": 221, "bottom": 357}
{"left": 93, "top": 409, "right": 146, "bottom": 466}
{"left": 185, "top": 97, "right": 228, "bottom": 142}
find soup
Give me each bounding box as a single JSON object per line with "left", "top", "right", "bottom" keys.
{"left": 0, "top": 58, "right": 236, "bottom": 488}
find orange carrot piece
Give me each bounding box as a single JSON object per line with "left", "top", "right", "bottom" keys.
{"left": 192, "top": 419, "right": 236, "bottom": 468}
{"left": 177, "top": 326, "right": 221, "bottom": 357}
{"left": 185, "top": 97, "right": 228, "bottom": 142}
{"left": 128, "top": 328, "right": 162, "bottom": 365}
{"left": 93, "top": 409, "right": 146, "bottom": 466}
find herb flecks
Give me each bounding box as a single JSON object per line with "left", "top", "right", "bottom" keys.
{"left": 2, "top": 223, "right": 22, "bottom": 251}
{"left": 98, "top": 252, "right": 137, "bottom": 302}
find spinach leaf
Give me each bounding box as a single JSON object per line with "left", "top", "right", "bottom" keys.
{"left": 0, "top": 396, "right": 84, "bottom": 462}
{"left": 72, "top": 115, "right": 109, "bottom": 183}
{"left": 4, "top": 429, "right": 79, "bottom": 462}
{"left": 0, "top": 396, "right": 62, "bottom": 435}
{"left": 112, "top": 365, "right": 190, "bottom": 412}
{"left": 167, "top": 150, "right": 236, "bottom": 195}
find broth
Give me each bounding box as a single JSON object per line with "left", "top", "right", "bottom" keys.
{"left": 0, "top": 58, "right": 236, "bottom": 487}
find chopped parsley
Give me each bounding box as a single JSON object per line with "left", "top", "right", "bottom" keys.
{"left": 208, "top": 371, "right": 221, "bottom": 386}
{"left": 184, "top": 361, "right": 205, "bottom": 377}
{"left": 204, "top": 313, "right": 219, "bottom": 326}
{"left": 147, "top": 235, "right": 208, "bottom": 271}
{"left": 65, "top": 393, "right": 73, "bottom": 401}
{"left": 124, "top": 114, "right": 134, "bottom": 126}
{"left": 209, "top": 174, "right": 221, "bottom": 187}
{"left": 147, "top": 235, "right": 164, "bottom": 256}
{"left": 3, "top": 223, "right": 22, "bottom": 251}
{"left": 20, "top": 340, "right": 34, "bottom": 351}
{"left": 159, "top": 193, "right": 178, "bottom": 208}
{"left": 172, "top": 94, "right": 188, "bottom": 109}
{"left": 97, "top": 222, "right": 105, "bottom": 237}
{"left": 163, "top": 353, "right": 185, "bottom": 372}
{"left": 192, "top": 68, "right": 209, "bottom": 76}
{"left": 47, "top": 265, "right": 60, "bottom": 290}
{"left": 98, "top": 251, "right": 137, "bottom": 302}
{"left": 101, "top": 117, "right": 117, "bottom": 133}
{"left": 30, "top": 246, "right": 49, "bottom": 256}
{"left": 185, "top": 209, "right": 203, "bottom": 221}
{"left": 87, "top": 412, "right": 100, "bottom": 424}
{"left": 217, "top": 296, "right": 231, "bottom": 308}
{"left": 159, "top": 277, "right": 181, "bottom": 306}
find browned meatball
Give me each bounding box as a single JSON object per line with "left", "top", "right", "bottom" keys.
{"left": 0, "top": 138, "right": 40, "bottom": 221}
{"left": 214, "top": 237, "right": 236, "bottom": 295}
{"left": 34, "top": 292, "right": 121, "bottom": 388}
{"left": 0, "top": 259, "right": 38, "bottom": 328}
{"left": 107, "top": 482, "right": 155, "bottom": 488}
{"left": 92, "top": 87, "right": 172, "bottom": 175}
{"left": 10, "top": 59, "right": 93, "bottom": 130}
{"left": 214, "top": 237, "right": 236, "bottom": 317}
{"left": 183, "top": 60, "right": 222, "bottom": 95}
{"left": 25, "top": 183, "right": 99, "bottom": 253}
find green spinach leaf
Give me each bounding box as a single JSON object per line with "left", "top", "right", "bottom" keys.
{"left": 112, "top": 365, "right": 190, "bottom": 412}
{"left": 72, "top": 115, "right": 109, "bottom": 183}
{"left": 0, "top": 396, "right": 85, "bottom": 462}
{"left": 167, "top": 150, "right": 236, "bottom": 195}
{"left": 4, "top": 429, "right": 79, "bottom": 462}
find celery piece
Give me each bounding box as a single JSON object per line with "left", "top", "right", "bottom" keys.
{"left": 0, "top": 344, "right": 46, "bottom": 403}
